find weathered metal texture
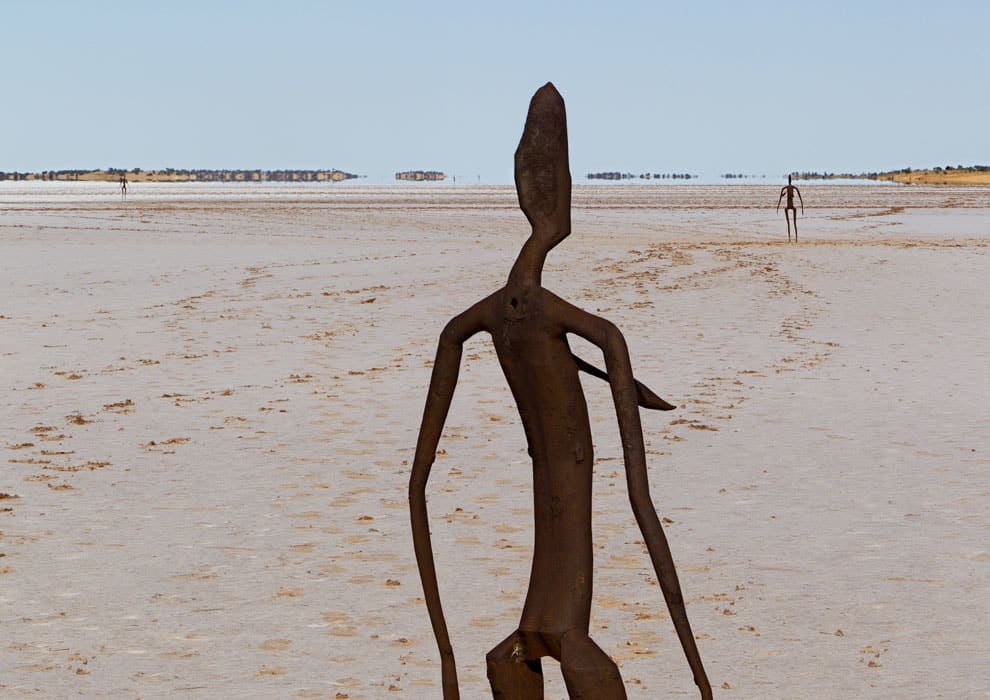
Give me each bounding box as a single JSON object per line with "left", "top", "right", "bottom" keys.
{"left": 409, "top": 83, "right": 712, "bottom": 699}
{"left": 776, "top": 174, "right": 804, "bottom": 241}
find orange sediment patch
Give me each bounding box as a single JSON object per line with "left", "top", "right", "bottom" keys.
{"left": 44, "top": 460, "right": 111, "bottom": 472}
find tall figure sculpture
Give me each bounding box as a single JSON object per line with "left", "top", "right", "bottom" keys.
{"left": 775, "top": 175, "right": 803, "bottom": 242}
{"left": 119, "top": 172, "right": 128, "bottom": 200}
{"left": 409, "top": 83, "right": 712, "bottom": 700}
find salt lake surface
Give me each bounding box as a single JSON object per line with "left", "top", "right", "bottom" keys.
{"left": 1, "top": 183, "right": 988, "bottom": 698}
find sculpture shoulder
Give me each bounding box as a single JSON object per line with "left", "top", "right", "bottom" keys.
{"left": 540, "top": 288, "right": 581, "bottom": 315}
{"left": 539, "top": 289, "right": 620, "bottom": 341}
{"left": 440, "top": 289, "right": 501, "bottom": 342}
{"left": 543, "top": 288, "right": 611, "bottom": 323}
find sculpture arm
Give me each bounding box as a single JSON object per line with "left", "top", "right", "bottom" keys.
{"left": 555, "top": 298, "right": 711, "bottom": 698}
{"left": 571, "top": 353, "right": 675, "bottom": 410}
{"left": 776, "top": 187, "right": 785, "bottom": 212}
{"left": 409, "top": 303, "right": 488, "bottom": 700}
{"left": 796, "top": 186, "right": 804, "bottom": 213}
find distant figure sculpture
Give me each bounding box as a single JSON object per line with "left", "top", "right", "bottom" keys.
{"left": 119, "top": 172, "right": 128, "bottom": 200}
{"left": 410, "top": 83, "right": 712, "bottom": 699}
{"left": 776, "top": 175, "right": 803, "bottom": 241}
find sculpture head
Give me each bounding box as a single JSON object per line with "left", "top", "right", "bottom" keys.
{"left": 788, "top": 174, "right": 792, "bottom": 185}
{"left": 514, "top": 82, "right": 572, "bottom": 251}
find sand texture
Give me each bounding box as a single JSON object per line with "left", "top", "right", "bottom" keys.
{"left": 1, "top": 183, "right": 988, "bottom": 698}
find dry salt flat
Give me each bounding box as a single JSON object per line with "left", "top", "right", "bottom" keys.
{"left": 1, "top": 182, "right": 988, "bottom": 699}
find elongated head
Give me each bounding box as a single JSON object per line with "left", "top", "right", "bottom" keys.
{"left": 514, "top": 82, "right": 571, "bottom": 250}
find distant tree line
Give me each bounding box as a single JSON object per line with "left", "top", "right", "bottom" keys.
{"left": 929, "top": 164, "right": 990, "bottom": 173}
{"left": 0, "top": 168, "right": 361, "bottom": 182}
{"left": 793, "top": 169, "right": 909, "bottom": 180}
{"left": 720, "top": 173, "right": 767, "bottom": 179}
{"left": 794, "top": 164, "right": 990, "bottom": 181}
{"left": 586, "top": 172, "right": 695, "bottom": 180}
{"left": 395, "top": 170, "right": 446, "bottom": 181}
{"left": 0, "top": 169, "right": 94, "bottom": 181}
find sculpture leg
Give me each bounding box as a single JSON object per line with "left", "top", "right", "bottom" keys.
{"left": 792, "top": 210, "right": 798, "bottom": 241}
{"left": 559, "top": 630, "right": 627, "bottom": 699}
{"left": 487, "top": 630, "right": 544, "bottom": 699}
{"left": 784, "top": 210, "right": 791, "bottom": 241}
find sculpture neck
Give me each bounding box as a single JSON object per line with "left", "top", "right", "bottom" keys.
{"left": 507, "top": 236, "right": 548, "bottom": 290}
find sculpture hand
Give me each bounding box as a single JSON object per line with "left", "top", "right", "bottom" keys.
{"left": 696, "top": 673, "right": 713, "bottom": 699}
{"left": 441, "top": 656, "right": 460, "bottom": 699}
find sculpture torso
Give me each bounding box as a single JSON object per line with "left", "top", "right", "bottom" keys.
{"left": 488, "top": 285, "right": 596, "bottom": 646}
{"left": 784, "top": 185, "right": 796, "bottom": 208}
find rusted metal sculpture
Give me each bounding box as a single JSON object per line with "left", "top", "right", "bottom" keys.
{"left": 776, "top": 174, "right": 804, "bottom": 242}
{"left": 409, "top": 83, "right": 712, "bottom": 699}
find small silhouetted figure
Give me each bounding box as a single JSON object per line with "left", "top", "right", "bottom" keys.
{"left": 410, "top": 83, "right": 712, "bottom": 699}
{"left": 119, "top": 172, "right": 128, "bottom": 200}
{"left": 776, "top": 174, "right": 803, "bottom": 241}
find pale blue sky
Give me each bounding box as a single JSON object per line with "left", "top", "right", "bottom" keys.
{"left": 3, "top": 1, "right": 988, "bottom": 182}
